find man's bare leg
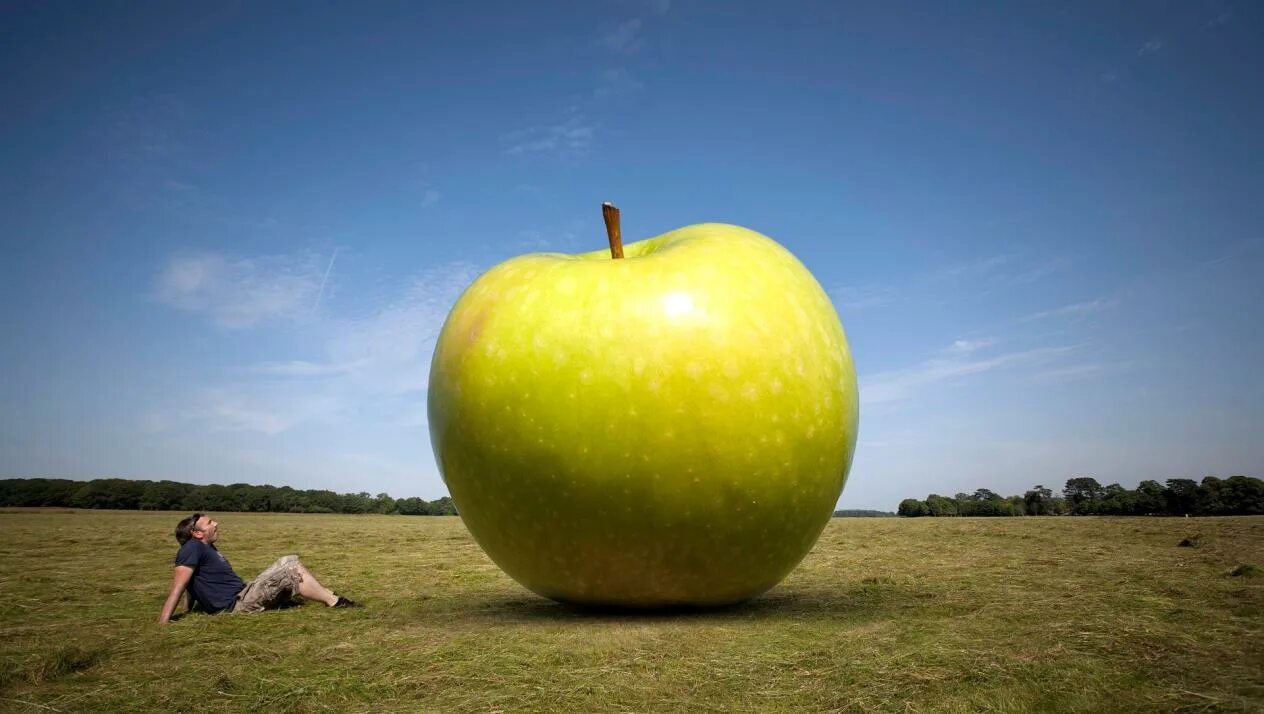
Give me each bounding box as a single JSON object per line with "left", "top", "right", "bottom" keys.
{"left": 293, "top": 562, "right": 339, "bottom": 606}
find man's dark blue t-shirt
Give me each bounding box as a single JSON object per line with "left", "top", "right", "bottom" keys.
{"left": 175, "top": 540, "right": 245, "bottom": 613}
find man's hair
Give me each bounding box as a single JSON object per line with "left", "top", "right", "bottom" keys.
{"left": 175, "top": 513, "right": 205, "bottom": 545}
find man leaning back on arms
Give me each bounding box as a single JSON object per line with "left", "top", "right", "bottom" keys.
{"left": 158, "top": 513, "right": 359, "bottom": 624}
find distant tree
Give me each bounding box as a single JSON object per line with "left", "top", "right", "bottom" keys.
{"left": 222, "top": 483, "right": 254, "bottom": 512}
{"left": 40, "top": 479, "right": 82, "bottom": 506}
{"left": 306, "top": 490, "right": 343, "bottom": 513}
{"left": 194, "top": 484, "right": 235, "bottom": 512}
{"left": 274, "top": 486, "right": 304, "bottom": 513}
{"left": 897, "top": 499, "right": 929, "bottom": 517}
{"left": 0, "top": 478, "right": 473, "bottom": 516}
{"left": 426, "top": 496, "right": 458, "bottom": 516}
{"left": 926, "top": 494, "right": 958, "bottom": 517}
{"left": 949, "top": 489, "right": 1017, "bottom": 516}
{"left": 1134, "top": 480, "right": 1166, "bottom": 515}
{"left": 341, "top": 491, "right": 375, "bottom": 514}
{"left": 1063, "top": 477, "right": 1104, "bottom": 515}
{"left": 239, "top": 484, "right": 279, "bottom": 513}
{"left": 374, "top": 492, "right": 397, "bottom": 514}
{"left": 1221, "top": 475, "right": 1264, "bottom": 515}
{"left": 1024, "top": 485, "right": 1054, "bottom": 516}
{"left": 973, "top": 488, "right": 1001, "bottom": 502}
{"left": 1099, "top": 483, "right": 1136, "bottom": 515}
{"left": 1005, "top": 495, "right": 1026, "bottom": 515}
{"left": 970, "top": 498, "right": 1014, "bottom": 517}
{"left": 1195, "top": 476, "right": 1227, "bottom": 515}
{"left": 396, "top": 497, "right": 427, "bottom": 515}
{"left": 1164, "top": 479, "right": 1199, "bottom": 516}
{"left": 69, "top": 480, "right": 126, "bottom": 509}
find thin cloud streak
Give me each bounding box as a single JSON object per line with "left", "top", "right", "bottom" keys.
{"left": 150, "top": 259, "right": 481, "bottom": 435}
{"left": 861, "top": 345, "right": 1073, "bottom": 406}
{"left": 600, "top": 18, "right": 643, "bottom": 52}
{"left": 1031, "top": 363, "right": 1110, "bottom": 383}
{"left": 311, "top": 248, "right": 339, "bottom": 314}
{"left": 830, "top": 284, "right": 896, "bottom": 311}
{"left": 154, "top": 251, "right": 329, "bottom": 328}
{"left": 593, "top": 67, "right": 645, "bottom": 100}
{"left": 1020, "top": 297, "right": 1114, "bottom": 322}
{"left": 1001, "top": 256, "right": 1071, "bottom": 287}
{"left": 1203, "top": 11, "right": 1233, "bottom": 29}
{"left": 935, "top": 254, "right": 1009, "bottom": 280}
{"left": 503, "top": 112, "right": 595, "bottom": 156}
{"left": 948, "top": 337, "right": 996, "bottom": 354}
{"left": 248, "top": 360, "right": 357, "bottom": 378}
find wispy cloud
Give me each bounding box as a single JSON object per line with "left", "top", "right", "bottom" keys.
{"left": 1020, "top": 297, "right": 1114, "bottom": 322}
{"left": 311, "top": 248, "right": 338, "bottom": 314}
{"left": 1137, "top": 38, "right": 1164, "bottom": 56}
{"left": 328, "top": 264, "right": 481, "bottom": 393}
{"left": 516, "top": 230, "right": 553, "bottom": 250}
{"left": 247, "top": 360, "right": 356, "bottom": 378}
{"left": 935, "top": 254, "right": 1009, "bottom": 281}
{"left": 189, "top": 387, "right": 329, "bottom": 435}
{"left": 1031, "top": 363, "right": 1110, "bottom": 383}
{"left": 593, "top": 67, "right": 645, "bottom": 100}
{"left": 1203, "top": 10, "right": 1233, "bottom": 29}
{"left": 947, "top": 337, "right": 996, "bottom": 354}
{"left": 927, "top": 252, "right": 1068, "bottom": 299}
{"left": 503, "top": 110, "right": 595, "bottom": 157}
{"left": 861, "top": 344, "right": 1072, "bottom": 406}
{"left": 600, "top": 18, "right": 644, "bottom": 52}
{"left": 151, "top": 261, "right": 481, "bottom": 435}
{"left": 421, "top": 188, "right": 441, "bottom": 208}
{"left": 1001, "top": 256, "right": 1071, "bottom": 286}
{"left": 1201, "top": 237, "right": 1261, "bottom": 268}
{"left": 154, "top": 251, "right": 330, "bottom": 328}
{"left": 830, "top": 284, "right": 896, "bottom": 311}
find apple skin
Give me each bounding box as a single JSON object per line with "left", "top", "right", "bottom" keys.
{"left": 428, "top": 223, "right": 858, "bottom": 608}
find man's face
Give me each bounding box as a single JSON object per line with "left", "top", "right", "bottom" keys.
{"left": 192, "top": 515, "right": 219, "bottom": 544}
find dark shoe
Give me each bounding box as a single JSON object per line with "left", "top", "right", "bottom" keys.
{"left": 332, "top": 596, "right": 362, "bottom": 609}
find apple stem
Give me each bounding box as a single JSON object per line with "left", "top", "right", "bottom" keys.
{"left": 602, "top": 202, "right": 624, "bottom": 259}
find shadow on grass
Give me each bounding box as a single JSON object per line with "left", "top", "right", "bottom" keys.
{"left": 403, "top": 578, "right": 940, "bottom": 625}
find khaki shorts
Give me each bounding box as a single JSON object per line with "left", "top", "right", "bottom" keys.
{"left": 230, "top": 555, "right": 304, "bottom": 613}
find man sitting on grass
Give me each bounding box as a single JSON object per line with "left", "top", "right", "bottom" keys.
{"left": 158, "top": 513, "right": 359, "bottom": 624}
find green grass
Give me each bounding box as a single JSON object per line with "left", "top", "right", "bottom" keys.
{"left": 1, "top": 510, "right": 1261, "bottom": 712}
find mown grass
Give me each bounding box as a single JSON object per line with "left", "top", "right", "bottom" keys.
{"left": 0, "top": 510, "right": 1260, "bottom": 712}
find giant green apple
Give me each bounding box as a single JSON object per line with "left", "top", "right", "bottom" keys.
{"left": 427, "top": 219, "right": 858, "bottom": 607}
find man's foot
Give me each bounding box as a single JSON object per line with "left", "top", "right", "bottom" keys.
{"left": 332, "top": 595, "right": 361, "bottom": 608}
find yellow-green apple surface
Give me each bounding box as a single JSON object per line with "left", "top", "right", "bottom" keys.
{"left": 428, "top": 220, "right": 858, "bottom": 607}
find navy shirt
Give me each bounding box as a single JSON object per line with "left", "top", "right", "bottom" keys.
{"left": 175, "top": 540, "right": 245, "bottom": 613}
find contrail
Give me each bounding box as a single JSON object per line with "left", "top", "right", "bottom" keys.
{"left": 311, "top": 248, "right": 339, "bottom": 314}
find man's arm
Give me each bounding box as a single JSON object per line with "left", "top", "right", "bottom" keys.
{"left": 158, "top": 565, "right": 195, "bottom": 624}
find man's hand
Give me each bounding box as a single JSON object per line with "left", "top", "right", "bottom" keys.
{"left": 158, "top": 565, "right": 195, "bottom": 624}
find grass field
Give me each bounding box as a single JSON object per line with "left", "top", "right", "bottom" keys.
{"left": 0, "top": 510, "right": 1260, "bottom": 712}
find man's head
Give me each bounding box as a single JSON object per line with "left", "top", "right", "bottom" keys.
{"left": 175, "top": 513, "right": 219, "bottom": 545}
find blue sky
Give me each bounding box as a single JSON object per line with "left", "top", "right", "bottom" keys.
{"left": 2, "top": 1, "right": 1261, "bottom": 510}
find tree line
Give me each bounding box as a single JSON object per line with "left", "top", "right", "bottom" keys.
{"left": 0, "top": 478, "right": 456, "bottom": 515}
{"left": 833, "top": 509, "right": 896, "bottom": 518}
{"left": 897, "top": 475, "right": 1264, "bottom": 517}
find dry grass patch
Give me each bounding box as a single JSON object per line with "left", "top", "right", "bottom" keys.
{"left": 1, "top": 510, "right": 1261, "bottom": 712}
